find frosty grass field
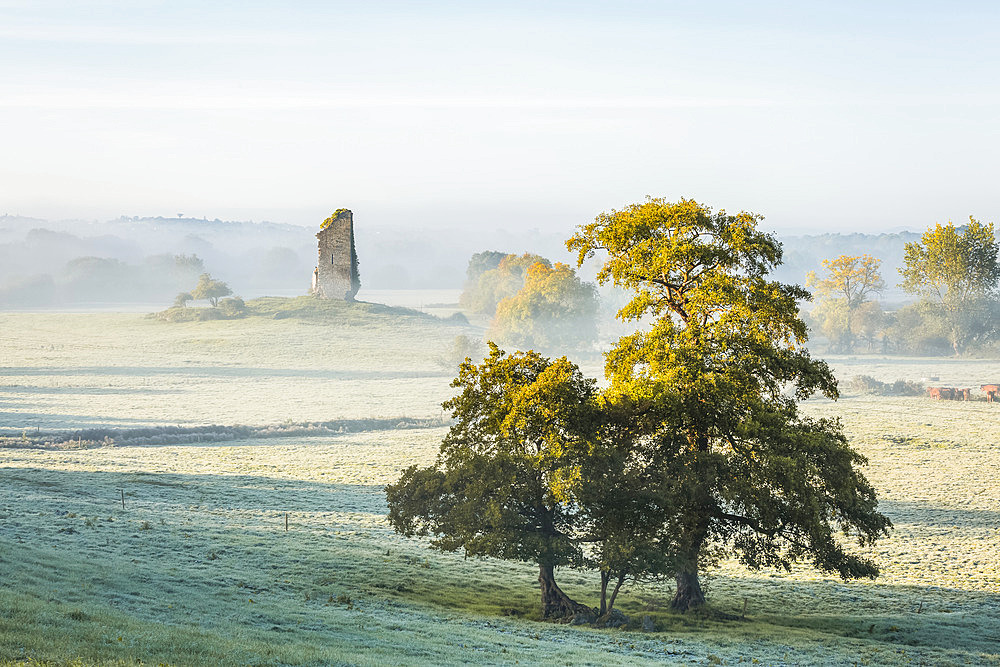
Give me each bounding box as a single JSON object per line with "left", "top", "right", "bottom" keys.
{"left": 1, "top": 305, "right": 998, "bottom": 666}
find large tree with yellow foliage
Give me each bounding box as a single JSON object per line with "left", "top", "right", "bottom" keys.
{"left": 386, "top": 198, "right": 891, "bottom": 621}
{"left": 568, "top": 197, "right": 891, "bottom": 611}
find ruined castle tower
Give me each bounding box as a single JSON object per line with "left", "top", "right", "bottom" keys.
{"left": 311, "top": 209, "right": 360, "bottom": 301}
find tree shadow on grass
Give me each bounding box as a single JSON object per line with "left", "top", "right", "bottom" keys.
{"left": 2, "top": 385, "right": 178, "bottom": 396}
{"left": 382, "top": 562, "right": 1000, "bottom": 657}
{"left": 0, "top": 410, "right": 171, "bottom": 427}
{"left": 878, "top": 498, "right": 1000, "bottom": 528}
{"left": 0, "top": 466, "right": 387, "bottom": 516}
{"left": 2, "top": 465, "right": 998, "bottom": 662}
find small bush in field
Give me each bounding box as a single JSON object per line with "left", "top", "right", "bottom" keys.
{"left": 846, "top": 375, "right": 924, "bottom": 396}
{"left": 218, "top": 297, "right": 246, "bottom": 318}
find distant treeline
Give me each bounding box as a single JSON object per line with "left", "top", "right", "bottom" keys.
{"left": 0, "top": 214, "right": 575, "bottom": 296}
{"left": 803, "top": 219, "right": 1000, "bottom": 356}
{"left": 0, "top": 253, "right": 206, "bottom": 307}
{"left": 0, "top": 214, "right": 929, "bottom": 303}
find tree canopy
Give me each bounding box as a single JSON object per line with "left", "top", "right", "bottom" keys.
{"left": 489, "top": 262, "right": 598, "bottom": 353}
{"left": 806, "top": 255, "right": 885, "bottom": 351}
{"left": 385, "top": 344, "right": 600, "bottom": 619}
{"left": 899, "top": 218, "right": 1000, "bottom": 354}
{"left": 387, "top": 197, "right": 892, "bottom": 621}
{"left": 567, "top": 197, "right": 891, "bottom": 611}
{"left": 388, "top": 339, "right": 682, "bottom": 620}
{"left": 459, "top": 252, "right": 551, "bottom": 316}
{"left": 191, "top": 273, "right": 232, "bottom": 307}
{"left": 464, "top": 250, "right": 508, "bottom": 285}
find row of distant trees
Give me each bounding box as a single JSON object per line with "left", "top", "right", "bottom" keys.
{"left": 0, "top": 254, "right": 206, "bottom": 307}
{"left": 807, "top": 218, "right": 1000, "bottom": 355}
{"left": 456, "top": 217, "right": 1000, "bottom": 359}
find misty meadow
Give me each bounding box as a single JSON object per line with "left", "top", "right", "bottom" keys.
{"left": 2, "top": 199, "right": 999, "bottom": 667}
{"left": 5, "top": 2, "right": 1000, "bottom": 666}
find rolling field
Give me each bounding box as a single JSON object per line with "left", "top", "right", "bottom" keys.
{"left": 1, "top": 308, "right": 998, "bottom": 665}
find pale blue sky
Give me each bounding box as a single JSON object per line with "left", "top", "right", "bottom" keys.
{"left": 3, "top": 1, "right": 1000, "bottom": 233}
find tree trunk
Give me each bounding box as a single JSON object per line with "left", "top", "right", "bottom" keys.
{"left": 599, "top": 571, "right": 610, "bottom": 616}
{"left": 845, "top": 309, "right": 852, "bottom": 353}
{"left": 671, "top": 520, "right": 708, "bottom": 612}
{"left": 671, "top": 568, "right": 706, "bottom": 612}
{"left": 538, "top": 564, "right": 593, "bottom": 619}
{"left": 673, "top": 440, "right": 712, "bottom": 613}
{"left": 607, "top": 573, "right": 626, "bottom": 613}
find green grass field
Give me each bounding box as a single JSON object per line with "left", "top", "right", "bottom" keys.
{"left": 1, "top": 307, "right": 998, "bottom": 665}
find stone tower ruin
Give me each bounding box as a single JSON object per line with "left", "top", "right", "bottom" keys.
{"left": 311, "top": 209, "right": 360, "bottom": 301}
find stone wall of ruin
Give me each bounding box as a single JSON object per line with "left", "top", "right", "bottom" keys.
{"left": 312, "top": 210, "right": 360, "bottom": 301}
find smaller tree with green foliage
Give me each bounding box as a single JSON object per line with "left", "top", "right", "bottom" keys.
{"left": 887, "top": 302, "right": 951, "bottom": 354}
{"left": 191, "top": 273, "right": 232, "bottom": 307}
{"left": 899, "top": 218, "right": 1000, "bottom": 355}
{"left": 464, "top": 251, "right": 508, "bottom": 285}
{"left": 386, "top": 344, "right": 600, "bottom": 620}
{"left": 174, "top": 291, "right": 193, "bottom": 308}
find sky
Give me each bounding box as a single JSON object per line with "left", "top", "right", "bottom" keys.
{"left": 3, "top": 0, "right": 1000, "bottom": 234}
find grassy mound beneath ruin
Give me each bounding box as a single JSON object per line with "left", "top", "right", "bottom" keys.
{"left": 153, "top": 295, "right": 463, "bottom": 326}
{"left": 247, "top": 295, "right": 437, "bottom": 322}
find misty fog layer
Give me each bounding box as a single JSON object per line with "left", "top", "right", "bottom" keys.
{"left": 0, "top": 214, "right": 921, "bottom": 309}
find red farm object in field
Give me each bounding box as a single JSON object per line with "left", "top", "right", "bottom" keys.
{"left": 981, "top": 384, "right": 1000, "bottom": 403}
{"left": 927, "top": 387, "right": 958, "bottom": 400}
